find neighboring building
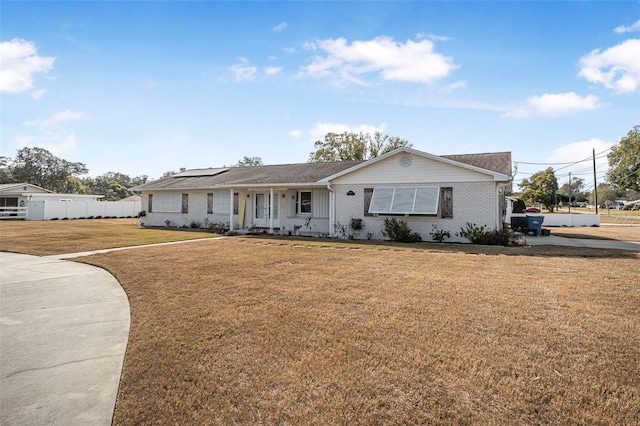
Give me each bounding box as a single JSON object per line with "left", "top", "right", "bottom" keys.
{"left": 130, "top": 148, "right": 512, "bottom": 242}
{"left": 0, "top": 183, "right": 140, "bottom": 220}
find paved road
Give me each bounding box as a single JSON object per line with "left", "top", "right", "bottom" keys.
{"left": 0, "top": 252, "right": 130, "bottom": 426}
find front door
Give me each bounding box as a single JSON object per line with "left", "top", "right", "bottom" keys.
{"left": 254, "top": 192, "right": 279, "bottom": 229}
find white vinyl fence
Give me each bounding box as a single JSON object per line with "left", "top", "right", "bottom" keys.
{"left": 26, "top": 200, "right": 142, "bottom": 221}
{"left": 0, "top": 207, "right": 28, "bottom": 219}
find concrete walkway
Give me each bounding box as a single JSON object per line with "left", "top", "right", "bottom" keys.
{"left": 0, "top": 252, "right": 130, "bottom": 426}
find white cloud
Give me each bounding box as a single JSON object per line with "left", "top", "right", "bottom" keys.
{"left": 288, "top": 130, "right": 303, "bottom": 138}
{"left": 300, "top": 36, "right": 457, "bottom": 85}
{"left": 309, "top": 122, "right": 388, "bottom": 140}
{"left": 273, "top": 22, "right": 288, "bottom": 33}
{"left": 30, "top": 88, "right": 47, "bottom": 99}
{"left": 23, "top": 110, "right": 88, "bottom": 126}
{"left": 15, "top": 133, "right": 78, "bottom": 156}
{"left": 614, "top": 20, "right": 640, "bottom": 33}
{"left": 229, "top": 64, "right": 257, "bottom": 81}
{"left": 0, "top": 38, "right": 55, "bottom": 93}
{"left": 578, "top": 38, "right": 640, "bottom": 93}
{"left": 416, "top": 32, "right": 451, "bottom": 42}
{"left": 504, "top": 92, "right": 601, "bottom": 118}
{"left": 439, "top": 81, "right": 467, "bottom": 93}
{"left": 265, "top": 66, "right": 282, "bottom": 76}
{"left": 282, "top": 47, "right": 296, "bottom": 54}
{"left": 546, "top": 138, "right": 613, "bottom": 168}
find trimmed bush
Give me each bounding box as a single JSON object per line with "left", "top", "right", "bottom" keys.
{"left": 383, "top": 218, "right": 422, "bottom": 243}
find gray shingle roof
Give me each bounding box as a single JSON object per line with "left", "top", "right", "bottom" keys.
{"left": 131, "top": 150, "right": 512, "bottom": 192}
{"left": 131, "top": 161, "right": 364, "bottom": 191}
{"left": 442, "top": 151, "right": 512, "bottom": 177}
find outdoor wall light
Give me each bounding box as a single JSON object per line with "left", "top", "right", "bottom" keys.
{"left": 282, "top": 194, "right": 286, "bottom": 198}
{"left": 347, "top": 190, "right": 355, "bottom": 196}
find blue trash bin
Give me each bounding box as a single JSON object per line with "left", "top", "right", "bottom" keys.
{"left": 526, "top": 215, "right": 544, "bottom": 236}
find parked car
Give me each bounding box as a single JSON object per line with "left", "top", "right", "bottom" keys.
{"left": 524, "top": 207, "right": 541, "bottom": 213}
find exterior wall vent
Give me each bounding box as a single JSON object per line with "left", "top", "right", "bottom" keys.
{"left": 399, "top": 154, "right": 412, "bottom": 167}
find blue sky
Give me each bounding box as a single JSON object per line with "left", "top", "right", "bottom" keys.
{"left": 1, "top": 1, "right": 638, "bottom": 192}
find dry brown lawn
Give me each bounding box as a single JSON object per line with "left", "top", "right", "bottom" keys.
{"left": 0, "top": 219, "right": 216, "bottom": 256}
{"left": 73, "top": 238, "right": 640, "bottom": 425}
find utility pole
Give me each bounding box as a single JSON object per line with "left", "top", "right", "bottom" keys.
{"left": 593, "top": 148, "right": 598, "bottom": 215}
{"left": 568, "top": 172, "right": 572, "bottom": 214}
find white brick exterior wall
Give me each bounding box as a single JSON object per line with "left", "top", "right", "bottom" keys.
{"left": 332, "top": 181, "right": 500, "bottom": 242}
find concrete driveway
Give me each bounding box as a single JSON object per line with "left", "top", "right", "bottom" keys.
{"left": 0, "top": 252, "right": 130, "bottom": 425}
{"left": 526, "top": 235, "right": 640, "bottom": 251}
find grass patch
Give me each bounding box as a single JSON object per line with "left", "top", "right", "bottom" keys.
{"left": 0, "top": 219, "right": 217, "bottom": 256}
{"left": 3, "top": 222, "right": 638, "bottom": 423}
{"left": 74, "top": 237, "right": 640, "bottom": 425}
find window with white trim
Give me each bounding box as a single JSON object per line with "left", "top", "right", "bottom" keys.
{"left": 150, "top": 192, "right": 182, "bottom": 213}
{"left": 298, "top": 191, "right": 311, "bottom": 214}
{"left": 368, "top": 186, "right": 440, "bottom": 215}
{"left": 213, "top": 191, "right": 230, "bottom": 214}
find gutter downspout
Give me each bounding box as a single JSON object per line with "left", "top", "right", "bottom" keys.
{"left": 327, "top": 183, "right": 335, "bottom": 237}
{"left": 229, "top": 189, "right": 234, "bottom": 230}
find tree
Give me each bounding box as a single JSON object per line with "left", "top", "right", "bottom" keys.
{"left": 607, "top": 125, "right": 640, "bottom": 192}
{"left": 519, "top": 167, "right": 559, "bottom": 212}
{"left": 590, "top": 183, "right": 620, "bottom": 207}
{"left": 83, "top": 172, "right": 148, "bottom": 201}
{"left": 309, "top": 131, "right": 412, "bottom": 162}
{"left": 558, "top": 176, "right": 587, "bottom": 203}
{"left": 235, "top": 156, "right": 263, "bottom": 167}
{"left": 4, "top": 147, "right": 89, "bottom": 193}
{"left": 161, "top": 168, "right": 186, "bottom": 179}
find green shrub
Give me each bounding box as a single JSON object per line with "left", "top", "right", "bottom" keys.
{"left": 457, "top": 222, "right": 516, "bottom": 246}
{"left": 188, "top": 219, "right": 203, "bottom": 229}
{"left": 383, "top": 218, "right": 422, "bottom": 243}
{"left": 429, "top": 224, "right": 450, "bottom": 243}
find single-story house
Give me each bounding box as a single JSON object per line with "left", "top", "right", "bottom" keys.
{"left": 131, "top": 148, "right": 512, "bottom": 242}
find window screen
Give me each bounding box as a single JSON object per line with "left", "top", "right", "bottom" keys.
{"left": 368, "top": 187, "right": 440, "bottom": 215}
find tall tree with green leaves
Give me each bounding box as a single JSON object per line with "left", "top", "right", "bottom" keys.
{"left": 519, "top": 167, "right": 559, "bottom": 212}
{"left": 309, "top": 132, "right": 412, "bottom": 162}
{"left": 607, "top": 125, "right": 640, "bottom": 192}
{"left": 83, "top": 172, "right": 149, "bottom": 200}
{"left": 589, "top": 183, "right": 620, "bottom": 207}
{"left": 235, "top": 156, "right": 263, "bottom": 167}
{"left": 5, "top": 147, "right": 89, "bottom": 193}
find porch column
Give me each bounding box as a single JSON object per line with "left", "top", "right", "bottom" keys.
{"left": 269, "top": 187, "right": 274, "bottom": 233}
{"left": 230, "top": 188, "right": 234, "bottom": 230}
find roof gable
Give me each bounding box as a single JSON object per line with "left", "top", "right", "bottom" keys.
{"left": 0, "top": 183, "right": 53, "bottom": 194}
{"left": 325, "top": 148, "right": 511, "bottom": 183}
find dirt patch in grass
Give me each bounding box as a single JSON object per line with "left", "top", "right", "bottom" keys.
{"left": 547, "top": 225, "right": 640, "bottom": 242}
{"left": 0, "top": 219, "right": 217, "bottom": 256}
{"left": 77, "top": 237, "right": 640, "bottom": 425}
